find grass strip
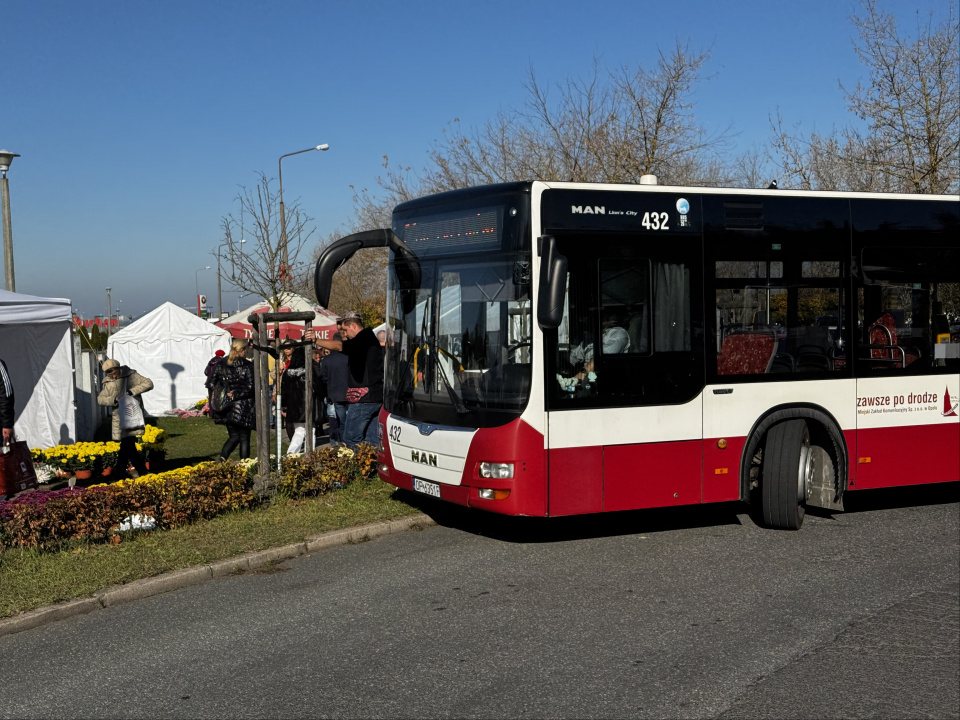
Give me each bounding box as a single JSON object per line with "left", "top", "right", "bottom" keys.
{"left": 0, "top": 479, "right": 422, "bottom": 618}
{"left": 2, "top": 415, "right": 425, "bottom": 619}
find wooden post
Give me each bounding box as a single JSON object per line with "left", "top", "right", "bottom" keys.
{"left": 258, "top": 319, "right": 271, "bottom": 478}
{"left": 248, "top": 316, "right": 271, "bottom": 485}
{"left": 248, "top": 320, "right": 259, "bottom": 466}
{"left": 304, "top": 319, "right": 314, "bottom": 453}
{"left": 274, "top": 321, "right": 281, "bottom": 468}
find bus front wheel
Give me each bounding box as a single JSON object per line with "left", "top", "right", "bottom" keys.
{"left": 761, "top": 419, "right": 811, "bottom": 530}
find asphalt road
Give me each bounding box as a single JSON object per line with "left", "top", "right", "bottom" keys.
{"left": 1, "top": 484, "right": 957, "bottom": 719}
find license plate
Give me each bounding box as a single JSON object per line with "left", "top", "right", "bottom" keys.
{"left": 412, "top": 478, "right": 441, "bottom": 498}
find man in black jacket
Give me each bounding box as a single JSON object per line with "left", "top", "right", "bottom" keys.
{"left": 307, "top": 311, "right": 383, "bottom": 447}
{"left": 0, "top": 358, "right": 15, "bottom": 446}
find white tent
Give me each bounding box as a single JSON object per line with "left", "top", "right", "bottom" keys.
{"left": 107, "top": 302, "right": 232, "bottom": 416}
{"left": 0, "top": 289, "right": 76, "bottom": 448}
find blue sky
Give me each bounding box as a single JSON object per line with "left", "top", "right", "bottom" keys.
{"left": 1, "top": 0, "right": 949, "bottom": 319}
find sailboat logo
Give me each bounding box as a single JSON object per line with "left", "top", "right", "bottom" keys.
{"left": 944, "top": 386, "right": 959, "bottom": 417}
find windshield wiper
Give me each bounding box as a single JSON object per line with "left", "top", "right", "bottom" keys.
{"left": 430, "top": 346, "right": 469, "bottom": 414}
{"left": 394, "top": 347, "right": 418, "bottom": 402}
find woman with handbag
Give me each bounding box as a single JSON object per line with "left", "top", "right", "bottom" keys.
{"left": 97, "top": 358, "right": 154, "bottom": 478}
{"left": 212, "top": 339, "right": 256, "bottom": 460}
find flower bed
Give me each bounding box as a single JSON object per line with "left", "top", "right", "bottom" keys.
{"left": 0, "top": 444, "right": 379, "bottom": 552}
{"left": 30, "top": 425, "right": 165, "bottom": 479}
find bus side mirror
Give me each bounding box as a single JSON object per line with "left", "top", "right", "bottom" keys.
{"left": 314, "top": 228, "right": 421, "bottom": 314}
{"left": 393, "top": 248, "right": 421, "bottom": 316}
{"left": 537, "top": 235, "right": 567, "bottom": 330}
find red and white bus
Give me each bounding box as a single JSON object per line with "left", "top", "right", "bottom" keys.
{"left": 315, "top": 180, "right": 959, "bottom": 529}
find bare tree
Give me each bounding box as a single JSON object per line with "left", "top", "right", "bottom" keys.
{"left": 328, "top": 248, "right": 388, "bottom": 325}
{"left": 771, "top": 0, "right": 959, "bottom": 193}
{"left": 729, "top": 148, "right": 775, "bottom": 189}
{"left": 349, "top": 43, "right": 734, "bottom": 227}
{"left": 328, "top": 44, "right": 735, "bottom": 322}
{"left": 289, "top": 226, "right": 387, "bottom": 327}
{"left": 219, "top": 172, "right": 316, "bottom": 312}
{"left": 420, "top": 44, "right": 734, "bottom": 188}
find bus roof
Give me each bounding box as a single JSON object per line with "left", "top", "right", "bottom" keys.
{"left": 393, "top": 180, "right": 958, "bottom": 214}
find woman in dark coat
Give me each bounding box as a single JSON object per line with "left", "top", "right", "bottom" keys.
{"left": 280, "top": 344, "right": 324, "bottom": 454}
{"left": 212, "top": 339, "right": 256, "bottom": 460}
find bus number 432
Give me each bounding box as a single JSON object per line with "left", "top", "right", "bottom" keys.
{"left": 641, "top": 212, "right": 669, "bottom": 231}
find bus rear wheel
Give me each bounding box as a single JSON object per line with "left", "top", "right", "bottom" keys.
{"left": 761, "top": 419, "right": 811, "bottom": 530}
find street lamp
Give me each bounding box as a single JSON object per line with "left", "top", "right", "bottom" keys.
{"left": 278, "top": 144, "right": 328, "bottom": 289}
{"left": 105, "top": 287, "right": 112, "bottom": 338}
{"left": 216, "top": 238, "right": 245, "bottom": 320}
{"left": 0, "top": 149, "right": 21, "bottom": 292}
{"left": 195, "top": 266, "right": 211, "bottom": 317}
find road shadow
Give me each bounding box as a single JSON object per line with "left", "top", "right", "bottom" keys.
{"left": 393, "top": 480, "right": 959, "bottom": 543}
{"left": 391, "top": 489, "right": 748, "bottom": 544}
{"left": 842, "top": 481, "right": 959, "bottom": 514}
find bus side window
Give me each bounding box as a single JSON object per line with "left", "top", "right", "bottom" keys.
{"left": 714, "top": 257, "right": 843, "bottom": 378}
{"left": 857, "top": 245, "right": 959, "bottom": 374}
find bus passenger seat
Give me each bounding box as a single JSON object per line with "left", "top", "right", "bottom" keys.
{"left": 627, "top": 313, "right": 648, "bottom": 353}
{"left": 869, "top": 313, "right": 918, "bottom": 368}
{"left": 796, "top": 345, "right": 831, "bottom": 372}
{"left": 717, "top": 333, "right": 776, "bottom": 375}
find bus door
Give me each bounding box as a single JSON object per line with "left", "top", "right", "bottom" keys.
{"left": 545, "top": 245, "right": 706, "bottom": 515}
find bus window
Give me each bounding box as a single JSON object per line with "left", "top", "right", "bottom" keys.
{"left": 600, "top": 261, "right": 650, "bottom": 355}
{"left": 713, "top": 258, "right": 845, "bottom": 378}
{"left": 856, "top": 246, "right": 959, "bottom": 373}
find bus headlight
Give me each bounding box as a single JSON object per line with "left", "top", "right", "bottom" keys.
{"left": 478, "top": 488, "right": 511, "bottom": 500}
{"left": 479, "top": 462, "right": 514, "bottom": 479}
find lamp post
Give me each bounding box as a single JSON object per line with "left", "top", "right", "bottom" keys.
{"left": 216, "top": 238, "right": 245, "bottom": 320}
{"left": 278, "top": 144, "right": 328, "bottom": 289}
{"left": 195, "top": 266, "right": 211, "bottom": 317}
{"left": 0, "top": 150, "right": 20, "bottom": 292}
{"left": 105, "top": 287, "right": 112, "bottom": 338}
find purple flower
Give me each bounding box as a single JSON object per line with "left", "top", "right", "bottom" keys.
{"left": 0, "top": 487, "right": 87, "bottom": 521}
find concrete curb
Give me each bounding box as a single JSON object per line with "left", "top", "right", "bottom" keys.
{"left": 0, "top": 513, "right": 435, "bottom": 639}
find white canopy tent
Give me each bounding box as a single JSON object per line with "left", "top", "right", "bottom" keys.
{"left": 0, "top": 289, "right": 76, "bottom": 448}
{"left": 107, "top": 302, "right": 232, "bottom": 416}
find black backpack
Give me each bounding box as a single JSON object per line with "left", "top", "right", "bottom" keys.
{"left": 209, "top": 366, "right": 232, "bottom": 415}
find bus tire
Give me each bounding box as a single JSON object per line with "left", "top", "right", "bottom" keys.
{"left": 761, "top": 419, "right": 809, "bottom": 530}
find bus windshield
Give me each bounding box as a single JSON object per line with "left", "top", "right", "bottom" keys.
{"left": 384, "top": 251, "right": 533, "bottom": 428}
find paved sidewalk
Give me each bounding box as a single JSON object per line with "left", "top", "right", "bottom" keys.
{"left": 0, "top": 513, "right": 435, "bottom": 638}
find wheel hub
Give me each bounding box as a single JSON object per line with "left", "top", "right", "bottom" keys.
{"left": 797, "top": 442, "right": 814, "bottom": 503}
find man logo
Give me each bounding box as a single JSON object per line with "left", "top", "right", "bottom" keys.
{"left": 571, "top": 205, "right": 605, "bottom": 215}
{"left": 411, "top": 450, "right": 438, "bottom": 467}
